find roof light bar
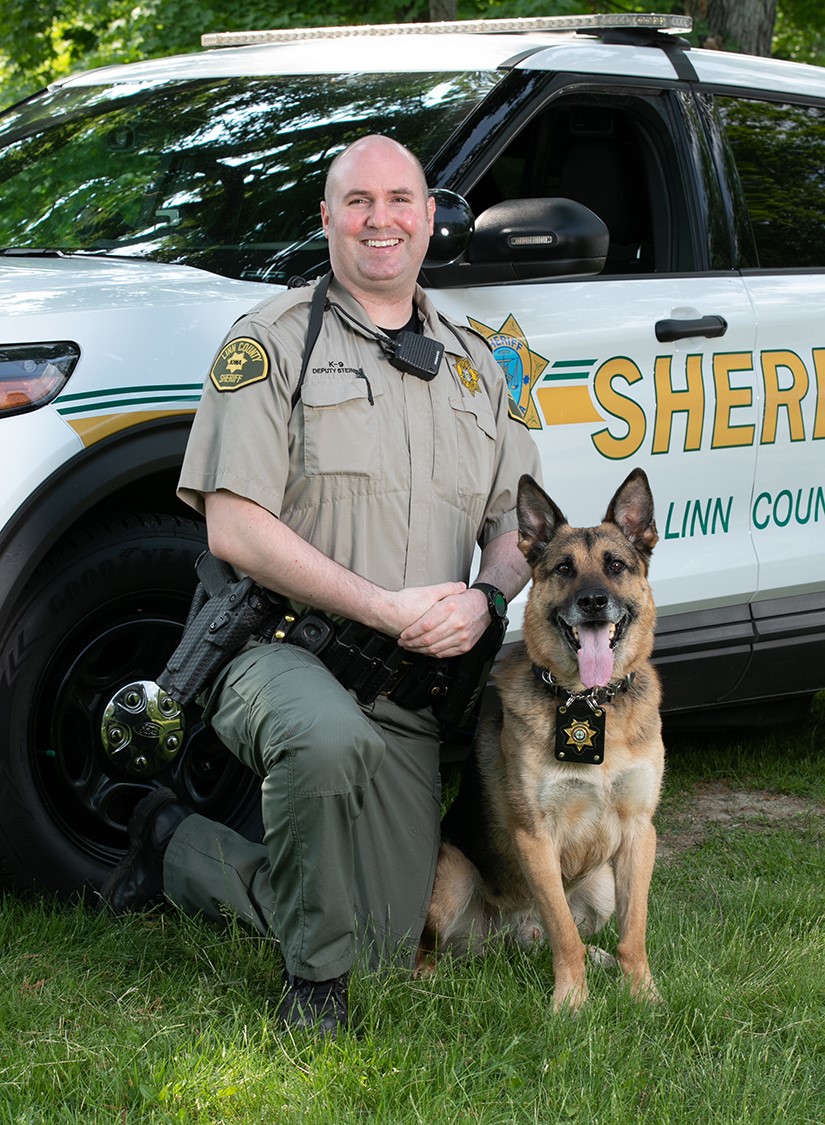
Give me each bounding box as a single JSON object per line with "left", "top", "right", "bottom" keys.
{"left": 202, "top": 13, "right": 692, "bottom": 49}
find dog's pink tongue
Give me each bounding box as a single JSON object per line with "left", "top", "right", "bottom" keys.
{"left": 577, "top": 624, "right": 614, "bottom": 689}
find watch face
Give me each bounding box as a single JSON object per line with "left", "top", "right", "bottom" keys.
{"left": 491, "top": 590, "right": 508, "bottom": 618}
{"left": 473, "top": 582, "right": 507, "bottom": 620}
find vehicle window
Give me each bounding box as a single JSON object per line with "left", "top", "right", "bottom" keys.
{"left": 0, "top": 72, "right": 498, "bottom": 283}
{"left": 716, "top": 96, "right": 825, "bottom": 269}
{"left": 465, "top": 94, "right": 688, "bottom": 274}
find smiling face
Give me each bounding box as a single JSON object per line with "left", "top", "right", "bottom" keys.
{"left": 320, "top": 135, "right": 435, "bottom": 312}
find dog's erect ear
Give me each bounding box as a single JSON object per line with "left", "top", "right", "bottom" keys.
{"left": 604, "top": 468, "right": 658, "bottom": 563}
{"left": 517, "top": 474, "right": 568, "bottom": 566}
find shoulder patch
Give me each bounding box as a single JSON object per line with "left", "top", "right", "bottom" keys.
{"left": 210, "top": 338, "right": 270, "bottom": 392}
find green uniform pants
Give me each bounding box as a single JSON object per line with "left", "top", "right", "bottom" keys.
{"left": 163, "top": 643, "right": 443, "bottom": 982}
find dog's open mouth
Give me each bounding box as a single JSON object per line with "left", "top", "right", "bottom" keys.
{"left": 562, "top": 617, "right": 628, "bottom": 689}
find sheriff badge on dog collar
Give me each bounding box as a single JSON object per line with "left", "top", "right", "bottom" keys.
{"left": 531, "top": 664, "right": 636, "bottom": 766}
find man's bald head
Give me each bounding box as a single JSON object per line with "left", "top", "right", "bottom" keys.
{"left": 324, "top": 135, "right": 429, "bottom": 208}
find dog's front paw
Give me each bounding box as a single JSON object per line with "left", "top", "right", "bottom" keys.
{"left": 412, "top": 950, "right": 437, "bottom": 979}
{"left": 552, "top": 974, "right": 588, "bottom": 1014}
{"left": 620, "top": 959, "right": 660, "bottom": 1003}
{"left": 629, "top": 971, "right": 660, "bottom": 1003}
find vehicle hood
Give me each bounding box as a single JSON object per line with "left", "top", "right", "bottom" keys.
{"left": 0, "top": 255, "right": 273, "bottom": 320}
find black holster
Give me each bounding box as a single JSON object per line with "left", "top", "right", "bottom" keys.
{"left": 157, "top": 551, "right": 283, "bottom": 705}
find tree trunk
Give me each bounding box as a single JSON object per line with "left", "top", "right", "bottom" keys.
{"left": 687, "top": 0, "right": 777, "bottom": 56}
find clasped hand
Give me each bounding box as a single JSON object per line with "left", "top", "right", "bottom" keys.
{"left": 395, "top": 584, "right": 490, "bottom": 660}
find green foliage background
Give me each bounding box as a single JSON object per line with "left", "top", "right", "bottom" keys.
{"left": 1, "top": 0, "right": 822, "bottom": 111}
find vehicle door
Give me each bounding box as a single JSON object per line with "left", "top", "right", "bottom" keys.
{"left": 427, "top": 69, "right": 760, "bottom": 708}
{"left": 698, "top": 80, "right": 825, "bottom": 698}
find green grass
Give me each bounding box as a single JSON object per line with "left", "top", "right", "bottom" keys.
{"left": 1, "top": 699, "right": 823, "bottom": 1123}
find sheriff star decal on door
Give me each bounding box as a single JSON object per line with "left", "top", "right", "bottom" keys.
{"left": 468, "top": 314, "right": 546, "bottom": 429}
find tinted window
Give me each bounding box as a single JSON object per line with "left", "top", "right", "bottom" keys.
{"left": 717, "top": 96, "right": 825, "bottom": 269}
{"left": 464, "top": 92, "right": 693, "bottom": 274}
{"left": 0, "top": 72, "right": 497, "bottom": 282}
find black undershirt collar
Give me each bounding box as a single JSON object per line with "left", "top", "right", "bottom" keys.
{"left": 377, "top": 307, "right": 420, "bottom": 340}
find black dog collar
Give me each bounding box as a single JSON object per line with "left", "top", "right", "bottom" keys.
{"left": 531, "top": 663, "right": 634, "bottom": 707}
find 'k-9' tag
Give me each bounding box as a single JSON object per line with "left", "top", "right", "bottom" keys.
{"left": 554, "top": 699, "right": 606, "bottom": 765}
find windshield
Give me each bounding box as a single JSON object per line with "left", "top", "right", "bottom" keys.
{"left": 0, "top": 71, "right": 497, "bottom": 283}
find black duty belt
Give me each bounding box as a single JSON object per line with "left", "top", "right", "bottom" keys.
{"left": 266, "top": 608, "right": 462, "bottom": 714}
{"left": 158, "top": 549, "right": 504, "bottom": 730}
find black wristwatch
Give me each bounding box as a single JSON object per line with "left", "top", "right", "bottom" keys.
{"left": 471, "top": 582, "right": 508, "bottom": 623}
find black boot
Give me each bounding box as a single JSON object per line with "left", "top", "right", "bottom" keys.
{"left": 279, "top": 973, "right": 349, "bottom": 1038}
{"left": 99, "top": 787, "right": 191, "bottom": 914}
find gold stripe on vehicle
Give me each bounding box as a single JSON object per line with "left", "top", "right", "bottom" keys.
{"left": 536, "top": 385, "right": 602, "bottom": 426}
{"left": 67, "top": 409, "right": 196, "bottom": 447}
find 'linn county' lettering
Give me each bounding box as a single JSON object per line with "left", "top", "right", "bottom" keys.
{"left": 753, "top": 486, "right": 825, "bottom": 530}
{"left": 590, "top": 348, "right": 825, "bottom": 458}
{"left": 664, "top": 485, "right": 825, "bottom": 539}
{"left": 664, "top": 495, "right": 733, "bottom": 539}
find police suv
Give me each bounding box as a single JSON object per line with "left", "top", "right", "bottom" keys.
{"left": 1, "top": 13, "right": 823, "bottom": 895}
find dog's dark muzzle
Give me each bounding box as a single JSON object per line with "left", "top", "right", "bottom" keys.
{"left": 558, "top": 586, "right": 629, "bottom": 654}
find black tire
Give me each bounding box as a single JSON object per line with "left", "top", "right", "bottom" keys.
{"left": 0, "top": 512, "right": 262, "bottom": 898}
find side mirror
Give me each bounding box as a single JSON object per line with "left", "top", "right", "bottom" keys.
{"left": 425, "top": 189, "right": 474, "bottom": 267}
{"left": 467, "top": 198, "right": 608, "bottom": 280}
{"left": 424, "top": 197, "right": 609, "bottom": 287}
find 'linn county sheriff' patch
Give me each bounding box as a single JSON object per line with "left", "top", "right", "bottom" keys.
{"left": 210, "top": 338, "right": 270, "bottom": 392}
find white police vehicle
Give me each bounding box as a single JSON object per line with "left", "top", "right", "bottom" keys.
{"left": 1, "top": 14, "right": 823, "bottom": 895}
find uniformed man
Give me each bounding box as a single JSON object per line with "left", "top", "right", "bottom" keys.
{"left": 100, "top": 134, "right": 540, "bottom": 1037}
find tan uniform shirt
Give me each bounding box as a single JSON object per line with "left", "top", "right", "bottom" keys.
{"left": 178, "top": 277, "right": 540, "bottom": 590}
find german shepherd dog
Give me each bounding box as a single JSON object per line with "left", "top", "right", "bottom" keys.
{"left": 416, "top": 468, "right": 664, "bottom": 1011}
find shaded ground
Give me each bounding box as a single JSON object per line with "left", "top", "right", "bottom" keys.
{"left": 657, "top": 781, "right": 823, "bottom": 861}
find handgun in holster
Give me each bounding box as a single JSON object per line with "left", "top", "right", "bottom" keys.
{"left": 156, "top": 551, "right": 284, "bottom": 706}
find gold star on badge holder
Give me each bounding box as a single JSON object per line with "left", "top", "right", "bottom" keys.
{"left": 563, "top": 718, "right": 598, "bottom": 750}
{"left": 467, "top": 314, "right": 547, "bottom": 429}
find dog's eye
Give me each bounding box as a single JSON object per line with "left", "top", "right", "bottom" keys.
{"left": 607, "top": 558, "right": 626, "bottom": 575}
{"left": 555, "top": 561, "right": 573, "bottom": 577}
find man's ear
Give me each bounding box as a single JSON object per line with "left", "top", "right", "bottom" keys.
{"left": 426, "top": 193, "right": 436, "bottom": 235}
{"left": 320, "top": 200, "right": 330, "bottom": 238}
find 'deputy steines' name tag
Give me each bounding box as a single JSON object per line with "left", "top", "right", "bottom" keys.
{"left": 554, "top": 699, "right": 606, "bottom": 765}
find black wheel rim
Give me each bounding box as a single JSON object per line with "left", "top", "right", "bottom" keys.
{"left": 32, "top": 589, "right": 260, "bottom": 869}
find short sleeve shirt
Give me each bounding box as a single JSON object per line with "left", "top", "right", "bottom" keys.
{"left": 178, "top": 277, "right": 541, "bottom": 590}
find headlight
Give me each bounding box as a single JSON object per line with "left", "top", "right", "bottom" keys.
{"left": 0, "top": 341, "right": 80, "bottom": 416}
